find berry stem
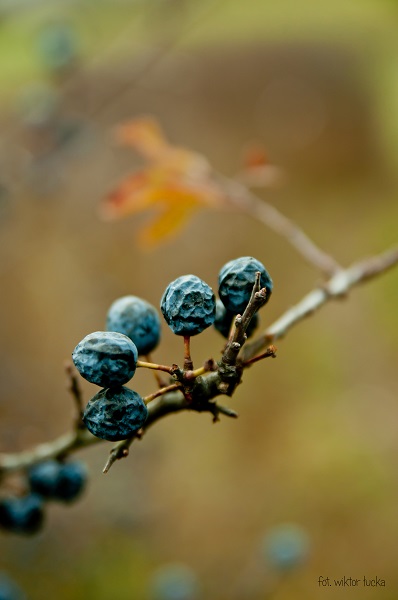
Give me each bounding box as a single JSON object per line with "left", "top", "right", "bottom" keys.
{"left": 145, "top": 354, "right": 168, "bottom": 388}
{"left": 183, "top": 336, "right": 193, "bottom": 371}
{"left": 242, "top": 345, "right": 277, "bottom": 367}
{"left": 136, "top": 360, "right": 174, "bottom": 374}
{"left": 143, "top": 383, "right": 182, "bottom": 404}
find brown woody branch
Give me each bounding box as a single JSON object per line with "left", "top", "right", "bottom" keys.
{"left": 0, "top": 246, "right": 396, "bottom": 476}
{"left": 216, "top": 173, "right": 342, "bottom": 277}
{"left": 242, "top": 245, "right": 398, "bottom": 361}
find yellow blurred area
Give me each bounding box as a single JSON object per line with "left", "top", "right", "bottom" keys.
{"left": 0, "top": 0, "right": 398, "bottom": 598}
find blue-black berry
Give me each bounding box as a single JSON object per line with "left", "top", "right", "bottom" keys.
{"left": 106, "top": 296, "right": 161, "bottom": 355}
{"left": 83, "top": 386, "right": 148, "bottom": 441}
{"left": 28, "top": 460, "right": 60, "bottom": 498}
{"left": 214, "top": 299, "right": 259, "bottom": 339}
{"left": 56, "top": 461, "right": 87, "bottom": 502}
{"left": 218, "top": 256, "right": 273, "bottom": 314}
{"left": 28, "top": 460, "right": 87, "bottom": 503}
{"left": 160, "top": 275, "right": 216, "bottom": 336}
{"left": 0, "top": 494, "right": 44, "bottom": 535}
{"left": 72, "top": 331, "right": 138, "bottom": 388}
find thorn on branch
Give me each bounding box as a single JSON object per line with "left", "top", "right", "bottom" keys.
{"left": 65, "top": 361, "right": 85, "bottom": 428}
{"left": 243, "top": 345, "right": 277, "bottom": 367}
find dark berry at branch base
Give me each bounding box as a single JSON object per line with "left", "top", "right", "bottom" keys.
{"left": 28, "top": 460, "right": 87, "bottom": 503}
{"left": 83, "top": 386, "right": 148, "bottom": 441}
{"left": 218, "top": 256, "right": 273, "bottom": 314}
{"left": 55, "top": 461, "right": 87, "bottom": 502}
{"left": 72, "top": 331, "right": 138, "bottom": 387}
{"left": 0, "top": 494, "right": 44, "bottom": 535}
{"left": 106, "top": 296, "right": 161, "bottom": 355}
{"left": 160, "top": 275, "right": 216, "bottom": 336}
{"left": 214, "top": 299, "right": 259, "bottom": 339}
{"left": 28, "top": 460, "right": 60, "bottom": 498}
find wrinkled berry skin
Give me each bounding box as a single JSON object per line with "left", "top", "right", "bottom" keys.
{"left": 0, "top": 494, "right": 44, "bottom": 535}
{"left": 83, "top": 386, "right": 148, "bottom": 441}
{"left": 214, "top": 299, "right": 259, "bottom": 339}
{"left": 72, "top": 331, "right": 138, "bottom": 387}
{"left": 28, "top": 460, "right": 87, "bottom": 503}
{"left": 106, "top": 296, "right": 161, "bottom": 355}
{"left": 218, "top": 256, "right": 273, "bottom": 314}
{"left": 0, "top": 573, "right": 26, "bottom": 600}
{"left": 160, "top": 275, "right": 216, "bottom": 336}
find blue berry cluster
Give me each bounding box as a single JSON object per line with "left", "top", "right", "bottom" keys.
{"left": 73, "top": 260, "right": 271, "bottom": 441}
{"left": 72, "top": 331, "right": 148, "bottom": 441}
{"left": 0, "top": 460, "right": 87, "bottom": 536}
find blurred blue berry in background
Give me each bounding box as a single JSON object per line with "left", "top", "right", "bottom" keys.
{"left": 150, "top": 563, "right": 200, "bottom": 600}
{"left": 261, "top": 523, "right": 310, "bottom": 571}
{"left": 0, "top": 573, "right": 26, "bottom": 600}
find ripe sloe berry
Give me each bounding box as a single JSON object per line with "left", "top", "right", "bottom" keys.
{"left": 0, "top": 494, "right": 44, "bottom": 535}
{"left": 28, "top": 460, "right": 87, "bottom": 503}
{"left": 72, "top": 331, "right": 138, "bottom": 387}
{"left": 218, "top": 256, "right": 273, "bottom": 314}
{"left": 106, "top": 296, "right": 161, "bottom": 355}
{"left": 160, "top": 275, "right": 216, "bottom": 336}
{"left": 83, "top": 386, "right": 148, "bottom": 441}
{"left": 214, "top": 299, "right": 259, "bottom": 339}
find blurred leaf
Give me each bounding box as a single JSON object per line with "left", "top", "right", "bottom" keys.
{"left": 101, "top": 116, "right": 225, "bottom": 247}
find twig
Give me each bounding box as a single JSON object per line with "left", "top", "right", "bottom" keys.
{"left": 143, "top": 383, "right": 182, "bottom": 404}
{"left": 1, "top": 246, "right": 396, "bottom": 476}
{"left": 136, "top": 360, "right": 175, "bottom": 374}
{"left": 243, "top": 345, "right": 277, "bottom": 367}
{"left": 65, "top": 361, "right": 85, "bottom": 426}
{"left": 242, "top": 245, "right": 398, "bottom": 361}
{"left": 216, "top": 173, "right": 342, "bottom": 277}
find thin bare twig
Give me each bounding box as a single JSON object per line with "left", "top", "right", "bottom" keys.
{"left": 0, "top": 246, "right": 396, "bottom": 476}
{"left": 65, "top": 361, "right": 85, "bottom": 426}
{"left": 242, "top": 245, "right": 398, "bottom": 361}
{"left": 216, "top": 173, "right": 342, "bottom": 277}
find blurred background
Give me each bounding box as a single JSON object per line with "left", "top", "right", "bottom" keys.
{"left": 0, "top": 0, "right": 398, "bottom": 598}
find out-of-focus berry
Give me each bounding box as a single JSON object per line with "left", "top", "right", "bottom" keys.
{"left": 213, "top": 299, "right": 259, "bottom": 339}
{"left": 0, "top": 494, "right": 44, "bottom": 535}
{"left": 28, "top": 460, "right": 87, "bottom": 503}
{"left": 262, "top": 523, "right": 310, "bottom": 571}
{"left": 55, "top": 461, "right": 87, "bottom": 502}
{"left": 106, "top": 295, "right": 161, "bottom": 355}
{"left": 83, "top": 386, "right": 148, "bottom": 441}
{"left": 37, "top": 22, "right": 79, "bottom": 75}
{"left": 150, "top": 563, "right": 200, "bottom": 600}
{"left": 0, "top": 573, "right": 26, "bottom": 600}
{"left": 160, "top": 275, "right": 216, "bottom": 336}
{"left": 72, "top": 331, "right": 138, "bottom": 388}
{"left": 218, "top": 256, "right": 273, "bottom": 314}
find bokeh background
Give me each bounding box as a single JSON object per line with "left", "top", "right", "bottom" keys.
{"left": 1, "top": 0, "right": 398, "bottom": 598}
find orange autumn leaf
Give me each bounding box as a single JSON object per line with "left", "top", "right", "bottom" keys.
{"left": 101, "top": 116, "right": 226, "bottom": 247}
